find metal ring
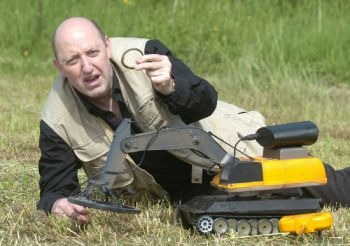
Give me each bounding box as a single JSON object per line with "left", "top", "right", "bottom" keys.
{"left": 121, "top": 48, "right": 144, "bottom": 69}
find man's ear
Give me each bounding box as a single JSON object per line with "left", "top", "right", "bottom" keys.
{"left": 104, "top": 36, "right": 112, "bottom": 59}
{"left": 53, "top": 59, "right": 62, "bottom": 71}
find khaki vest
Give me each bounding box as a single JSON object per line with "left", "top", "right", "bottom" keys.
{"left": 42, "top": 37, "right": 265, "bottom": 198}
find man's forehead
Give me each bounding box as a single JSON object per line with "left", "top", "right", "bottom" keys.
{"left": 55, "top": 19, "right": 102, "bottom": 44}
{"left": 55, "top": 28, "right": 103, "bottom": 58}
{"left": 56, "top": 18, "right": 97, "bottom": 36}
{"left": 56, "top": 23, "right": 99, "bottom": 43}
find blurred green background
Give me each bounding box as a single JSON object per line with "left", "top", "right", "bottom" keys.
{"left": 1, "top": 0, "right": 349, "bottom": 84}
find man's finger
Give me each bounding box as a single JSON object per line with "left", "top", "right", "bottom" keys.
{"left": 135, "top": 61, "right": 164, "bottom": 71}
{"left": 70, "top": 210, "right": 90, "bottom": 224}
{"left": 76, "top": 214, "right": 90, "bottom": 224}
{"left": 59, "top": 202, "right": 85, "bottom": 218}
{"left": 71, "top": 203, "right": 89, "bottom": 215}
{"left": 52, "top": 211, "right": 70, "bottom": 219}
{"left": 135, "top": 54, "right": 163, "bottom": 63}
{"left": 150, "top": 76, "right": 171, "bottom": 84}
{"left": 146, "top": 69, "right": 168, "bottom": 78}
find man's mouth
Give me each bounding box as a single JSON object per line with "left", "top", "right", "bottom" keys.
{"left": 84, "top": 74, "right": 100, "bottom": 84}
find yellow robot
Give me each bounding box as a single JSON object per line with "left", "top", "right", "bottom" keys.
{"left": 69, "top": 120, "right": 332, "bottom": 235}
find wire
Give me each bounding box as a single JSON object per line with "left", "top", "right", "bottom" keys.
{"left": 207, "top": 163, "right": 221, "bottom": 175}
{"left": 233, "top": 138, "right": 243, "bottom": 159}
{"left": 105, "top": 127, "right": 164, "bottom": 175}
{"left": 208, "top": 131, "right": 254, "bottom": 159}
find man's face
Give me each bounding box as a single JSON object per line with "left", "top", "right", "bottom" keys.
{"left": 54, "top": 25, "right": 113, "bottom": 101}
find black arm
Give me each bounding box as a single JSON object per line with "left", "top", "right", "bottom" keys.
{"left": 97, "top": 119, "right": 234, "bottom": 191}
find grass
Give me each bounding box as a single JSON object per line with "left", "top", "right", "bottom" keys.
{"left": 1, "top": 0, "right": 350, "bottom": 81}
{"left": 2, "top": 73, "right": 350, "bottom": 245}
{"left": 1, "top": 0, "right": 350, "bottom": 245}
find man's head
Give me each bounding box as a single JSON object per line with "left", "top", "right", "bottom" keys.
{"left": 53, "top": 17, "right": 113, "bottom": 102}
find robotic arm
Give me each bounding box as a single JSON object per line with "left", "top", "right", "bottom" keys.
{"left": 68, "top": 118, "right": 236, "bottom": 212}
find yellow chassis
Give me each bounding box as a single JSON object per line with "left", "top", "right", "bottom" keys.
{"left": 211, "top": 157, "right": 327, "bottom": 192}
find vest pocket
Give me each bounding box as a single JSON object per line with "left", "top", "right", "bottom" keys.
{"left": 72, "top": 134, "right": 110, "bottom": 162}
{"left": 136, "top": 98, "right": 165, "bottom": 130}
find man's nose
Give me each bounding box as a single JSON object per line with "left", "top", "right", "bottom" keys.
{"left": 81, "top": 57, "right": 93, "bottom": 73}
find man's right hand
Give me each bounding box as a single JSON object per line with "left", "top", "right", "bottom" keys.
{"left": 51, "top": 198, "right": 90, "bottom": 225}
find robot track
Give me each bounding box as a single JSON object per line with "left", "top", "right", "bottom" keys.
{"left": 177, "top": 194, "right": 325, "bottom": 235}
{"left": 194, "top": 215, "right": 279, "bottom": 235}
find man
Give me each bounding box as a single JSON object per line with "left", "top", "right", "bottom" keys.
{"left": 38, "top": 17, "right": 350, "bottom": 225}
{"left": 38, "top": 17, "right": 251, "bottom": 224}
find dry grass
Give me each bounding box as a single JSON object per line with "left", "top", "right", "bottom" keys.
{"left": 1, "top": 72, "right": 350, "bottom": 245}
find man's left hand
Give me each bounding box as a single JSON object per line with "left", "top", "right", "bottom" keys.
{"left": 135, "top": 54, "right": 175, "bottom": 96}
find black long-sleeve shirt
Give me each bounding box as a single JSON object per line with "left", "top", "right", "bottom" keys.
{"left": 37, "top": 40, "right": 218, "bottom": 212}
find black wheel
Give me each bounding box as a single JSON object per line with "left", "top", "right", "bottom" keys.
{"left": 258, "top": 219, "right": 273, "bottom": 234}
{"left": 213, "top": 218, "right": 228, "bottom": 234}
{"left": 237, "top": 220, "right": 252, "bottom": 236}
{"left": 196, "top": 215, "right": 214, "bottom": 234}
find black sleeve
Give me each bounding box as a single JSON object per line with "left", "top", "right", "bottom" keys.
{"left": 37, "top": 120, "right": 81, "bottom": 213}
{"left": 304, "top": 163, "right": 350, "bottom": 207}
{"left": 145, "top": 39, "right": 218, "bottom": 124}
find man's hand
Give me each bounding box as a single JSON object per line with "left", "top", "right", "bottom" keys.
{"left": 135, "top": 54, "right": 175, "bottom": 96}
{"left": 51, "top": 198, "right": 90, "bottom": 225}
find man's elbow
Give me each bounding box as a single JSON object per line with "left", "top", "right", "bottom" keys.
{"left": 209, "top": 93, "right": 218, "bottom": 115}
{"left": 203, "top": 89, "right": 218, "bottom": 117}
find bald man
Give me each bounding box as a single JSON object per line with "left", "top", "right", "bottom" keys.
{"left": 38, "top": 17, "right": 218, "bottom": 224}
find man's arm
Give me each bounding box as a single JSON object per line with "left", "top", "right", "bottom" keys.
{"left": 304, "top": 163, "right": 350, "bottom": 207}
{"left": 37, "top": 120, "right": 89, "bottom": 223}
{"left": 144, "top": 40, "right": 218, "bottom": 124}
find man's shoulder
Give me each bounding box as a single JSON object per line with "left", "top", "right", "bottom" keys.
{"left": 42, "top": 75, "right": 79, "bottom": 123}
{"left": 109, "top": 37, "right": 149, "bottom": 41}
{"left": 109, "top": 37, "right": 149, "bottom": 47}
{"left": 109, "top": 37, "right": 150, "bottom": 64}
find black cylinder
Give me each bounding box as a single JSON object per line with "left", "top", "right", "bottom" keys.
{"left": 256, "top": 121, "right": 319, "bottom": 148}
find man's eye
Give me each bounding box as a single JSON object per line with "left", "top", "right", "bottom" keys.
{"left": 66, "top": 58, "right": 78, "bottom": 66}
{"left": 88, "top": 50, "right": 99, "bottom": 57}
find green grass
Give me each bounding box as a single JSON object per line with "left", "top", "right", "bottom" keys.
{"left": 1, "top": 0, "right": 350, "bottom": 81}
{"left": 2, "top": 0, "right": 350, "bottom": 245}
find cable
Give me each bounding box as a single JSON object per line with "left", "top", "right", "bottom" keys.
{"left": 105, "top": 127, "right": 164, "bottom": 175}
{"left": 239, "top": 133, "right": 258, "bottom": 141}
{"left": 207, "top": 163, "right": 221, "bottom": 175}
{"left": 208, "top": 131, "right": 255, "bottom": 159}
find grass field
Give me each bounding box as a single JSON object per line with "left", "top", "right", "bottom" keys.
{"left": 1, "top": 0, "right": 350, "bottom": 245}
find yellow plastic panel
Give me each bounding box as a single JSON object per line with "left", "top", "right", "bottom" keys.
{"left": 279, "top": 212, "right": 332, "bottom": 234}
{"left": 211, "top": 157, "right": 327, "bottom": 192}
{"left": 260, "top": 157, "right": 327, "bottom": 187}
